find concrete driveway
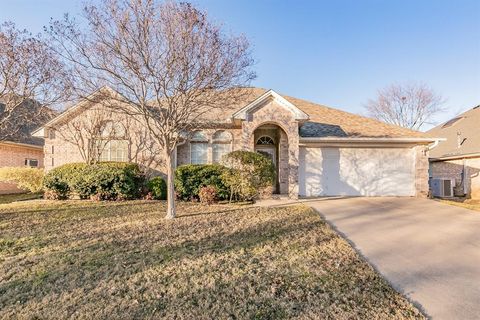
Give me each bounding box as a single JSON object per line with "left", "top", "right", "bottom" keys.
{"left": 309, "top": 197, "right": 480, "bottom": 320}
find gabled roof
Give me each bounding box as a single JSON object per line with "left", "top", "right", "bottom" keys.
{"left": 34, "top": 86, "right": 426, "bottom": 139}
{"left": 31, "top": 86, "right": 120, "bottom": 137}
{"left": 427, "top": 105, "right": 480, "bottom": 159}
{"left": 232, "top": 89, "right": 309, "bottom": 121}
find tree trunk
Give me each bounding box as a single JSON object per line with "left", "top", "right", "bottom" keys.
{"left": 165, "top": 150, "right": 176, "bottom": 219}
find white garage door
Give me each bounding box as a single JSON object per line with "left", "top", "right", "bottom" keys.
{"left": 298, "top": 147, "right": 415, "bottom": 197}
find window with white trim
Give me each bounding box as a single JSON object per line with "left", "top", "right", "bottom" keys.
{"left": 99, "top": 140, "right": 129, "bottom": 162}
{"left": 25, "top": 159, "right": 39, "bottom": 167}
{"left": 98, "top": 122, "right": 129, "bottom": 162}
{"left": 190, "top": 131, "right": 208, "bottom": 164}
{"left": 212, "top": 130, "right": 232, "bottom": 163}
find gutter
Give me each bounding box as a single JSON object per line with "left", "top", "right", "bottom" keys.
{"left": 299, "top": 137, "right": 440, "bottom": 144}
{"left": 430, "top": 152, "right": 480, "bottom": 162}
{"left": 0, "top": 140, "right": 44, "bottom": 150}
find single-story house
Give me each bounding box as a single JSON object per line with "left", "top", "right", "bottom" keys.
{"left": 0, "top": 99, "right": 53, "bottom": 194}
{"left": 427, "top": 105, "right": 480, "bottom": 199}
{"left": 32, "top": 87, "right": 437, "bottom": 198}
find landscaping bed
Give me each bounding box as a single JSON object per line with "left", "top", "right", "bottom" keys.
{"left": 0, "top": 200, "right": 424, "bottom": 319}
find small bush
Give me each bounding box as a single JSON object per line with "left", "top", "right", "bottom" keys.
{"left": 43, "top": 162, "right": 145, "bottom": 200}
{"left": 0, "top": 167, "right": 44, "bottom": 193}
{"left": 147, "top": 176, "right": 167, "bottom": 200}
{"left": 221, "top": 151, "right": 275, "bottom": 201}
{"left": 198, "top": 185, "right": 217, "bottom": 204}
{"left": 175, "top": 164, "right": 229, "bottom": 200}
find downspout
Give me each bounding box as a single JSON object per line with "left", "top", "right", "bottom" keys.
{"left": 427, "top": 139, "right": 440, "bottom": 151}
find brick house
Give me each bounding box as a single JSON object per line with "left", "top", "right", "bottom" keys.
{"left": 427, "top": 105, "right": 480, "bottom": 199}
{"left": 33, "top": 87, "right": 437, "bottom": 198}
{"left": 0, "top": 99, "right": 53, "bottom": 194}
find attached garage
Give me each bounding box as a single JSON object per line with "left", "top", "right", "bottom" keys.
{"left": 298, "top": 146, "right": 416, "bottom": 197}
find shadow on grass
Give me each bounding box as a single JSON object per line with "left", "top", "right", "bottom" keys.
{"left": 0, "top": 212, "right": 323, "bottom": 306}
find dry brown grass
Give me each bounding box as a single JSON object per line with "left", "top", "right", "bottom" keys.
{"left": 438, "top": 198, "right": 480, "bottom": 212}
{"left": 0, "top": 200, "right": 424, "bottom": 319}
{"left": 0, "top": 192, "right": 43, "bottom": 204}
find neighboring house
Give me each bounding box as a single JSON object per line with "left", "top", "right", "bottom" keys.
{"left": 33, "top": 87, "right": 437, "bottom": 198}
{"left": 0, "top": 99, "right": 55, "bottom": 194}
{"left": 427, "top": 105, "right": 480, "bottom": 199}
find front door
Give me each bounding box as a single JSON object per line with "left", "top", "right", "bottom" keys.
{"left": 255, "top": 147, "right": 276, "bottom": 167}
{"left": 255, "top": 146, "right": 278, "bottom": 193}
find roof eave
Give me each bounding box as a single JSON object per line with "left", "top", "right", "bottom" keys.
{"left": 299, "top": 137, "right": 441, "bottom": 144}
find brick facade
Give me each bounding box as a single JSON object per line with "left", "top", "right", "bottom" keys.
{"left": 0, "top": 142, "right": 44, "bottom": 194}
{"left": 44, "top": 105, "right": 165, "bottom": 176}
{"left": 430, "top": 157, "right": 480, "bottom": 199}
{"left": 40, "top": 91, "right": 432, "bottom": 199}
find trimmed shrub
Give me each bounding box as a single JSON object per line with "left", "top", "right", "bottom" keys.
{"left": 0, "top": 167, "right": 44, "bottom": 193}
{"left": 43, "top": 162, "right": 145, "bottom": 200}
{"left": 221, "top": 151, "right": 275, "bottom": 201}
{"left": 174, "top": 164, "right": 229, "bottom": 201}
{"left": 198, "top": 185, "right": 217, "bottom": 204}
{"left": 147, "top": 176, "right": 167, "bottom": 200}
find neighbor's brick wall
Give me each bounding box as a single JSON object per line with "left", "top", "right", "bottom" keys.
{"left": 0, "top": 143, "right": 44, "bottom": 194}
{"left": 0, "top": 143, "right": 44, "bottom": 167}
{"left": 430, "top": 157, "right": 480, "bottom": 199}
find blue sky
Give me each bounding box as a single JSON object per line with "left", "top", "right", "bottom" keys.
{"left": 1, "top": 0, "right": 479, "bottom": 130}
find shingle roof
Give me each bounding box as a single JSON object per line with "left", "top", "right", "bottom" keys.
{"left": 38, "top": 86, "right": 425, "bottom": 139}
{"left": 198, "top": 87, "right": 424, "bottom": 138}
{"left": 0, "top": 98, "right": 57, "bottom": 146}
{"left": 426, "top": 105, "right": 480, "bottom": 159}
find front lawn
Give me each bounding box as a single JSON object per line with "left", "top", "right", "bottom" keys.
{"left": 0, "top": 200, "right": 424, "bottom": 319}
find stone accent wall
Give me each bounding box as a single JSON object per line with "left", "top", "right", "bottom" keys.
{"left": 278, "top": 130, "right": 289, "bottom": 194}
{"left": 414, "top": 145, "right": 429, "bottom": 197}
{"left": 240, "top": 99, "right": 300, "bottom": 198}
{"left": 0, "top": 142, "right": 44, "bottom": 194}
{"left": 430, "top": 157, "right": 480, "bottom": 199}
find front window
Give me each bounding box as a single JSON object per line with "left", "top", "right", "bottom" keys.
{"left": 212, "top": 130, "right": 232, "bottom": 163}
{"left": 25, "top": 159, "right": 39, "bottom": 167}
{"left": 190, "top": 130, "right": 208, "bottom": 164}
{"left": 98, "top": 121, "right": 129, "bottom": 162}
{"left": 190, "top": 142, "right": 208, "bottom": 164}
{"left": 99, "top": 140, "right": 128, "bottom": 162}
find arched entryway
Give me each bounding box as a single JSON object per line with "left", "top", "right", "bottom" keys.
{"left": 253, "top": 124, "right": 289, "bottom": 194}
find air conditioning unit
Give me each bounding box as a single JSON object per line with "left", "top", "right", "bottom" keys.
{"left": 430, "top": 178, "right": 455, "bottom": 198}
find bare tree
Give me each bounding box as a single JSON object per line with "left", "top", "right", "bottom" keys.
{"left": 365, "top": 83, "right": 445, "bottom": 130}
{"left": 47, "top": 0, "right": 255, "bottom": 218}
{"left": 0, "top": 22, "right": 69, "bottom": 141}
{"left": 55, "top": 101, "right": 119, "bottom": 164}
{"left": 55, "top": 91, "right": 163, "bottom": 169}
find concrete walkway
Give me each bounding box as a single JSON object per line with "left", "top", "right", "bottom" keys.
{"left": 306, "top": 197, "right": 480, "bottom": 320}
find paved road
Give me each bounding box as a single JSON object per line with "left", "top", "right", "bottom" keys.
{"left": 309, "top": 197, "right": 480, "bottom": 320}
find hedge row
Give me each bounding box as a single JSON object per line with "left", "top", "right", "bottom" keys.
{"left": 43, "top": 162, "right": 145, "bottom": 200}
{"left": 43, "top": 151, "right": 275, "bottom": 202}
{"left": 174, "top": 164, "right": 229, "bottom": 200}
